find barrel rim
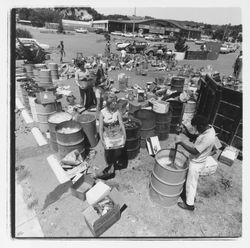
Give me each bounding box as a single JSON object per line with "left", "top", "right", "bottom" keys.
{"left": 151, "top": 171, "right": 186, "bottom": 186}
{"left": 55, "top": 120, "right": 83, "bottom": 133}
{"left": 77, "top": 113, "right": 96, "bottom": 124}
{"left": 155, "top": 148, "right": 189, "bottom": 172}
{"left": 48, "top": 112, "right": 72, "bottom": 124}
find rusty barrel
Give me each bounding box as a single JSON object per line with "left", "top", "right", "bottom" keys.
{"left": 124, "top": 117, "right": 141, "bottom": 160}
{"left": 55, "top": 120, "right": 85, "bottom": 159}
{"left": 77, "top": 113, "right": 99, "bottom": 148}
{"left": 34, "top": 99, "right": 57, "bottom": 133}
{"left": 169, "top": 100, "right": 184, "bottom": 133}
{"left": 170, "top": 76, "right": 185, "bottom": 93}
{"left": 154, "top": 109, "right": 172, "bottom": 141}
{"left": 134, "top": 109, "right": 155, "bottom": 148}
{"left": 149, "top": 148, "right": 189, "bottom": 207}
{"left": 48, "top": 112, "right": 72, "bottom": 152}
{"left": 47, "top": 63, "right": 59, "bottom": 80}
{"left": 38, "top": 69, "right": 53, "bottom": 88}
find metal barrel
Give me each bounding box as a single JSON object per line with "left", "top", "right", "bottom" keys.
{"left": 149, "top": 148, "right": 189, "bottom": 207}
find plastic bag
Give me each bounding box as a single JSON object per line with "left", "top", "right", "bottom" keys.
{"left": 61, "top": 149, "right": 84, "bottom": 166}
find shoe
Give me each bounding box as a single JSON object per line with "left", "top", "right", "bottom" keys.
{"left": 95, "top": 164, "right": 115, "bottom": 180}
{"left": 177, "top": 202, "right": 195, "bottom": 211}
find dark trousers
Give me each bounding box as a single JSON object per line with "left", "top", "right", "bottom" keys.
{"left": 104, "top": 147, "right": 128, "bottom": 170}
{"left": 79, "top": 87, "right": 96, "bottom": 109}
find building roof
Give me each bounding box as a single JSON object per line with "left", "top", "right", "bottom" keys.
{"left": 107, "top": 18, "right": 201, "bottom": 32}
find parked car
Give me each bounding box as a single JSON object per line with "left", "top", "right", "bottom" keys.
{"left": 116, "top": 40, "right": 148, "bottom": 53}
{"left": 111, "top": 31, "right": 124, "bottom": 36}
{"left": 144, "top": 34, "right": 162, "bottom": 42}
{"left": 95, "top": 29, "right": 109, "bottom": 34}
{"left": 75, "top": 28, "right": 88, "bottom": 34}
{"left": 16, "top": 38, "right": 50, "bottom": 50}
{"left": 123, "top": 32, "right": 136, "bottom": 38}
{"left": 220, "top": 44, "right": 231, "bottom": 54}
{"left": 195, "top": 40, "right": 206, "bottom": 45}
{"left": 144, "top": 43, "right": 168, "bottom": 56}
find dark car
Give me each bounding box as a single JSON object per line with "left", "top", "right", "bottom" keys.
{"left": 95, "top": 29, "right": 109, "bottom": 34}
{"left": 144, "top": 43, "right": 168, "bottom": 56}
{"left": 116, "top": 40, "right": 148, "bottom": 53}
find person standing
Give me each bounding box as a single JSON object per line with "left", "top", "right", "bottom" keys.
{"left": 58, "top": 41, "right": 65, "bottom": 64}
{"left": 75, "top": 61, "right": 95, "bottom": 109}
{"left": 96, "top": 94, "right": 127, "bottom": 179}
{"left": 233, "top": 50, "right": 242, "bottom": 80}
{"left": 94, "top": 62, "right": 107, "bottom": 118}
{"left": 175, "top": 115, "right": 216, "bottom": 211}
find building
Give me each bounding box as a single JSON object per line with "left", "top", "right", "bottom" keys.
{"left": 92, "top": 19, "right": 201, "bottom": 39}
{"left": 61, "top": 19, "right": 92, "bottom": 31}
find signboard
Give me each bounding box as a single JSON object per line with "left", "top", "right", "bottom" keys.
{"left": 149, "top": 26, "right": 165, "bottom": 34}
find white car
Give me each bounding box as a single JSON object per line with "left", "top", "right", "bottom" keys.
{"left": 220, "top": 44, "right": 231, "bottom": 54}
{"left": 123, "top": 33, "right": 135, "bottom": 38}
{"left": 17, "top": 38, "right": 50, "bottom": 50}
{"left": 111, "top": 31, "right": 123, "bottom": 36}
{"left": 75, "top": 28, "right": 88, "bottom": 34}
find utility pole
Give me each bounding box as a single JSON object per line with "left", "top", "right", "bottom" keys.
{"left": 132, "top": 7, "right": 136, "bottom": 34}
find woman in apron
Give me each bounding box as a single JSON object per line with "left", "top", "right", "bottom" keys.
{"left": 96, "top": 94, "right": 127, "bottom": 179}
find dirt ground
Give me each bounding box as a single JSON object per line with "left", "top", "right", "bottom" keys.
{"left": 14, "top": 26, "right": 242, "bottom": 238}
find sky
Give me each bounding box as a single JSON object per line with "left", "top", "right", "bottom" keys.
{"left": 95, "top": 7, "right": 241, "bottom": 25}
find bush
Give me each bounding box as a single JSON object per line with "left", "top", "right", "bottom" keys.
{"left": 16, "top": 28, "right": 33, "bottom": 38}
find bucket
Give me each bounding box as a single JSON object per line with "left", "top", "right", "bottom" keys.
{"left": 134, "top": 109, "right": 155, "bottom": 148}
{"left": 55, "top": 120, "right": 85, "bottom": 159}
{"left": 48, "top": 112, "right": 72, "bottom": 152}
{"left": 168, "top": 101, "right": 183, "bottom": 133}
{"left": 47, "top": 63, "right": 59, "bottom": 80}
{"left": 149, "top": 148, "right": 188, "bottom": 207}
{"left": 170, "top": 77, "right": 185, "bottom": 93}
{"left": 124, "top": 117, "right": 141, "bottom": 160}
{"left": 77, "top": 113, "right": 99, "bottom": 148}
{"left": 24, "top": 64, "right": 34, "bottom": 78}
{"left": 154, "top": 110, "right": 172, "bottom": 141}
{"left": 38, "top": 69, "right": 53, "bottom": 88}
{"left": 35, "top": 99, "right": 57, "bottom": 133}
{"left": 28, "top": 96, "right": 38, "bottom": 122}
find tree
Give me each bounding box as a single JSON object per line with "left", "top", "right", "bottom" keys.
{"left": 57, "top": 19, "right": 64, "bottom": 33}
{"left": 16, "top": 28, "right": 33, "bottom": 38}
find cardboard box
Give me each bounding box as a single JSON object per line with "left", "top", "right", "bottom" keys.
{"left": 219, "top": 146, "right": 239, "bottom": 166}
{"left": 146, "top": 136, "right": 161, "bottom": 156}
{"left": 71, "top": 174, "right": 95, "bottom": 201}
{"left": 83, "top": 187, "right": 125, "bottom": 237}
{"left": 86, "top": 181, "right": 111, "bottom": 205}
{"left": 153, "top": 100, "right": 170, "bottom": 114}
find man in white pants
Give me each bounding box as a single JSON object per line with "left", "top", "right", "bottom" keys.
{"left": 175, "top": 115, "right": 216, "bottom": 211}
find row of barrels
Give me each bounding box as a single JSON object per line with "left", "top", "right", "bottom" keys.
{"left": 48, "top": 113, "right": 99, "bottom": 159}
{"left": 131, "top": 100, "right": 197, "bottom": 148}
{"left": 22, "top": 63, "right": 59, "bottom": 89}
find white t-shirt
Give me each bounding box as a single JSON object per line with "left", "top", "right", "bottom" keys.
{"left": 190, "top": 126, "right": 216, "bottom": 164}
